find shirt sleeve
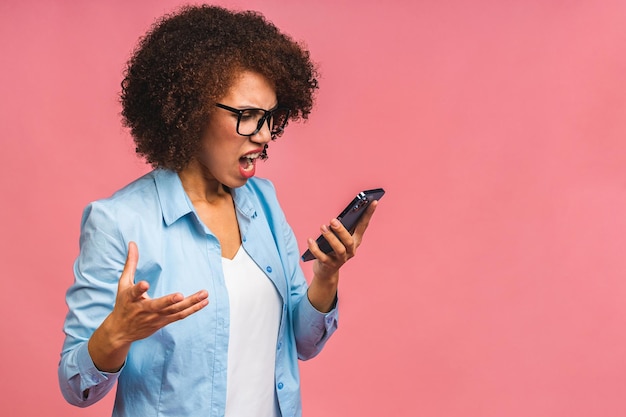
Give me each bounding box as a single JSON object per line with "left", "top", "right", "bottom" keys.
{"left": 293, "top": 291, "right": 339, "bottom": 360}
{"left": 58, "top": 341, "right": 123, "bottom": 406}
{"left": 268, "top": 183, "right": 339, "bottom": 360}
{"left": 58, "top": 201, "right": 127, "bottom": 406}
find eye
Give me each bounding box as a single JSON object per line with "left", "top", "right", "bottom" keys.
{"left": 240, "top": 109, "right": 263, "bottom": 121}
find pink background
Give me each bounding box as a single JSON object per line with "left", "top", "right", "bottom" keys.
{"left": 2, "top": 0, "right": 626, "bottom": 415}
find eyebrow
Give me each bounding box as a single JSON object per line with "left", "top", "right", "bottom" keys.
{"left": 225, "top": 102, "right": 279, "bottom": 111}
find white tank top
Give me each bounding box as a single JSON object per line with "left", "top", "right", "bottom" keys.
{"left": 222, "top": 246, "right": 282, "bottom": 417}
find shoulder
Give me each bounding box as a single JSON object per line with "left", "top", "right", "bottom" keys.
{"left": 81, "top": 171, "right": 161, "bottom": 229}
{"left": 89, "top": 170, "right": 157, "bottom": 203}
{"left": 103, "top": 170, "right": 160, "bottom": 206}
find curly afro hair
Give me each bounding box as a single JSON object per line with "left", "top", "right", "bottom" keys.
{"left": 120, "top": 5, "right": 319, "bottom": 171}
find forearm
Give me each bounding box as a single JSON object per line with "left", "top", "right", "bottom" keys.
{"left": 294, "top": 277, "right": 339, "bottom": 360}
{"left": 87, "top": 314, "right": 131, "bottom": 373}
{"left": 307, "top": 270, "right": 339, "bottom": 313}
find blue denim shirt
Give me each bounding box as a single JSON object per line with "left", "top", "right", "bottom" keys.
{"left": 58, "top": 169, "right": 338, "bottom": 417}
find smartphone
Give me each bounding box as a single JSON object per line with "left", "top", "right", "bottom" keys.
{"left": 301, "top": 188, "right": 385, "bottom": 262}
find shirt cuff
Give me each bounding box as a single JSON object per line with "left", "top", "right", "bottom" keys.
{"left": 75, "top": 342, "right": 123, "bottom": 392}
{"left": 302, "top": 293, "right": 339, "bottom": 334}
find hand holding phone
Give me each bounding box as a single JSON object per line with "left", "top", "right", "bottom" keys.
{"left": 301, "top": 188, "right": 385, "bottom": 262}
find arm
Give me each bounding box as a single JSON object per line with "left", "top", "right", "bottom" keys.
{"left": 247, "top": 178, "right": 378, "bottom": 359}
{"left": 292, "top": 200, "right": 379, "bottom": 360}
{"left": 87, "top": 242, "right": 209, "bottom": 372}
{"left": 60, "top": 241, "right": 208, "bottom": 406}
{"left": 306, "top": 200, "right": 379, "bottom": 312}
{"left": 59, "top": 205, "right": 208, "bottom": 407}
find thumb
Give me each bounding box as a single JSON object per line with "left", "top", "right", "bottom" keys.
{"left": 118, "top": 241, "right": 139, "bottom": 291}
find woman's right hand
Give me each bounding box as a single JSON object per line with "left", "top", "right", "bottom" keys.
{"left": 87, "top": 241, "right": 209, "bottom": 372}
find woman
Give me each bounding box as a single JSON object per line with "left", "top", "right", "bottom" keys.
{"left": 58, "top": 5, "right": 377, "bottom": 417}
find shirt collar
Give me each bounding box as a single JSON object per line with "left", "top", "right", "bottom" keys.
{"left": 154, "top": 168, "right": 260, "bottom": 227}
{"left": 154, "top": 168, "right": 195, "bottom": 226}
{"left": 231, "top": 185, "right": 257, "bottom": 220}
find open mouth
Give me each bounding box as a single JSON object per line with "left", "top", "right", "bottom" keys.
{"left": 240, "top": 146, "right": 268, "bottom": 170}
{"left": 239, "top": 153, "right": 260, "bottom": 171}
{"left": 238, "top": 146, "right": 268, "bottom": 179}
{"left": 239, "top": 152, "right": 261, "bottom": 171}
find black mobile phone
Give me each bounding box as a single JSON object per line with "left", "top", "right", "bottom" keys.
{"left": 301, "top": 188, "right": 385, "bottom": 262}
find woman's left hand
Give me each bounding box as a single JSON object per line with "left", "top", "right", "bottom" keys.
{"left": 306, "top": 200, "right": 378, "bottom": 312}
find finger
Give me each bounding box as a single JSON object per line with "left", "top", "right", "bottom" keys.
{"left": 164, "top": 292, "right": 210, "bottom": 322}
{"left": 351, "top": 200, "right": 378, "bottom": 245}
{"left": 129, "top": 280, "right": 150, "bottom": 301}
{"left": 328, "top": 219, "right": 355, "bottom": 249}
{"left": 319, "top": 223, "right": 349, "bottom": 260}
{"left": 304, "top": 237, "right": 325, "bottom": 262}
{"left": 121, "top": 242, "right": 152, "bottom": 300}
{"left": 150, "top": 290, "right": 209, "bottom": 314}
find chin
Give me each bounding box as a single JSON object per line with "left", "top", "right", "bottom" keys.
{"left": 224, "top": 177, "right": 249, "bottom": 189}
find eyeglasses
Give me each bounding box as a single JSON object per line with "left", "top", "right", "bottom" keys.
{"left": 215, "top": 103, "right": 291, "bottom": 139}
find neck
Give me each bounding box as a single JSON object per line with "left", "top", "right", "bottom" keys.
{"left": 178, "top": 159, "right": 229, "bottom": 203}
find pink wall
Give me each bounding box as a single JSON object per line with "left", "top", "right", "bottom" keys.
{"left": 2, "top": 0, "right": 626, "bottom": 415}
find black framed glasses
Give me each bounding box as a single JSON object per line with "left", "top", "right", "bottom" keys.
{"left": 215, "top": 103, "right": 291, "bottom": 139}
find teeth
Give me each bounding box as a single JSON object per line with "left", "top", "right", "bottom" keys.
{"left": 240, "top": 152, "right": 260, "bottom": 171}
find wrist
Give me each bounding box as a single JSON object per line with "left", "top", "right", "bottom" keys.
{"left": 88, "top": 315, "right": 131, "bottom": 372}
{"left": 308, "top": 273, "right": 339, "bottom": 313}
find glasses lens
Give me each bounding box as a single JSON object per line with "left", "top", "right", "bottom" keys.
{"left": 237, "top": 109, "right": 266, "bottom": 136}
{"left": 234, "top": 107, "right": 290, "bottom": 137}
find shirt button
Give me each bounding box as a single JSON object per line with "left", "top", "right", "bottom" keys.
{"left": 266, "top": 266, "right": 272, "bottom": 273}
{"left": 277, "top": 382, "right": 284, "bottom": 390}
{"left": 277, "top": 342, "right": 282, "bottom": 350}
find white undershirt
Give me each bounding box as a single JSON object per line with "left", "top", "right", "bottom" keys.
{"left": 222, "top": 246, "right": 282, "bottom": 417}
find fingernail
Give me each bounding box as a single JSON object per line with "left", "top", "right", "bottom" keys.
{"left": 321, "top": 224, "right": 329, "bottom": 233}
{"left": 330, "top": 219, "right": 341, "bottom": 228}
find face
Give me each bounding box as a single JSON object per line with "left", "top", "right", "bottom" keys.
{"left": 196, "top": 70, "right": 278, "bottom": 188}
